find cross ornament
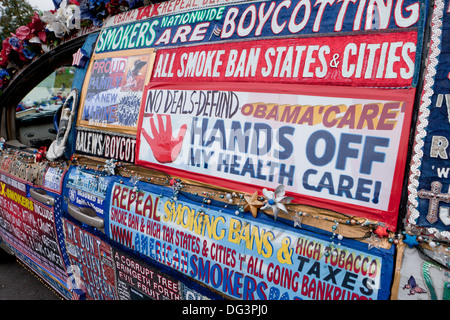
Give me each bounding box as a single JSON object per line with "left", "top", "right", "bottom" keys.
{"left": 418, "top": 181, "right": 450, "bottom": 224}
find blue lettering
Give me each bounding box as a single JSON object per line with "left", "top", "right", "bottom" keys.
{"left": 306, "top": 130, "right": 335, "bottom": 166}
{"left": 250, "top": 123, "right": 272, "bottom": 156}
{"left": 302, "top": 169, "right": 318, "bottom": 191}
{"left": 205, "top": 119, "right": 226, "bottom": 149}
{"left": 336, "top": 133, "right": 362, "bottom": 170}
{"left": 360, "top": 136, "right": 389, "bottom": 174}
{"left": 317, "top": 172, "right": 335, "bottom": 195}
{"left": 189, "top": 254, "right": 198, "bottom": 278}
{"left": 355, "top": 178, "right": 372, "bottom": 202}
{"left": 275, "top": 126, "right": 295, "bottom": 160}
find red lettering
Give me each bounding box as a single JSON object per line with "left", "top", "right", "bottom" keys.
{"left": 377, "top": 102, "right": 402, "bottom": 130}
{"left": 112, "top": 185, "right": 122, "bottom": 207}
{"left": 254, "top": 104, "right": 267, "bottom": 118}
{"left": 357, "top": 104, "right": 379, "bottom": 130}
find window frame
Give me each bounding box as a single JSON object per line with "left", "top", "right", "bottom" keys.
{"left": 0, "top": 34, "right": 90, "bottom": 144}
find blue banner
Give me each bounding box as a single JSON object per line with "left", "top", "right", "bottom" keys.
{"left": 104, "top": 175, "right": 395, "bottom": 300}
{"left": 409, "top": 0, "right": 450, "bottom": 232}
{"left": 95, "top": 0, "right": 425, "bottom": 54}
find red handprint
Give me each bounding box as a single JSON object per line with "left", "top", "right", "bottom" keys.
{"left": 142, "top": 114, "right": 187, "bottom": 163}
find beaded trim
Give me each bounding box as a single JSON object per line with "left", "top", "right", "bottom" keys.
{"left": 407, "top": 0, "right": 450, "bottom": 240}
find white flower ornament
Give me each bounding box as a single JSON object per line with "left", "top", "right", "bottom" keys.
{"left": 261, "top": 185, "right": 294, "bottom": 220}
{"left": 41, "top": 0, "right": 80, "bottom": 38}
{"left": 105, "top": 159, "right": 117, "bottom": 176}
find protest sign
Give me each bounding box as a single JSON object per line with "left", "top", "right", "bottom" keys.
{"left": 136, "top": 82, "right": 415, "bottom": 229}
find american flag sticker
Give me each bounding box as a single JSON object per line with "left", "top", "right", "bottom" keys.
{"left": 72, "top": 48, "right": 89, "bottom": 68}
{"left": 209, "top": 25, "right": 222, "bottom": 40}
{"left": 71, "top": 288, "right": 86, "bottom": 300}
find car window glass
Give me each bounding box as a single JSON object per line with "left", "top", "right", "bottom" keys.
{"left": 15, "top": 66, "right": 75, "bottom": 148}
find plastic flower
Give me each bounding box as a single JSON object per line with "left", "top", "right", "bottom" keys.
{"left": 6, "top": 37, "right": 27, "bottom": 62}
{"left": 0, "top": 55, "right": 9, "bottom": 68}
{"left": 79, "top": 0, "right": 108, "bottom": 26}
{"left": 8, "top": 37, "right": 21, "bottom": 50}
{"left": 260, "top": 185, "right": 294, "bottom": 220}
{"left": 127, "top": 0, "right": 144, "bottom": 9}
{"left": 0, "top": 69, "right": 10, "bottom": 78}
{"left": 13, "top": 26, "right": 32, "bottom": 42}
{"left": 11, "top": 13, "right": 45, "bottom": 43}
{"left": 26, "top": 12, "right": 47, "bottom": 44}
{"left": 106, "top": 0, "right": 129, "bottom": 15}
{"left": 28, "top": 12, "right": 46, "bottom": 35}
{"left": 0, "top": 39, "right": 13, "bottom": 66}
{"left": 41, "top": 0, "right": 81, "bottom": 38}
{"left": 0, "top": 69, "right": 10, "bottom": 87}
{"left": 22, "top": 48, "right": 36, "bottom": 60}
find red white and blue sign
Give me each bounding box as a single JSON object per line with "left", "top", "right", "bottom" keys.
{"left": 135, "top": 82, "right": 415, "bottom": 230}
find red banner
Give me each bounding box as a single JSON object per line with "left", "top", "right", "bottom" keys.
{"left": 64, "top": 219, "right": 117, "bottom": 300}
{"left": 0, "top": 174, "right": 66, "bottom": 279}
{"left": 151, "top": 31, "right": 417, "bottom": 88}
